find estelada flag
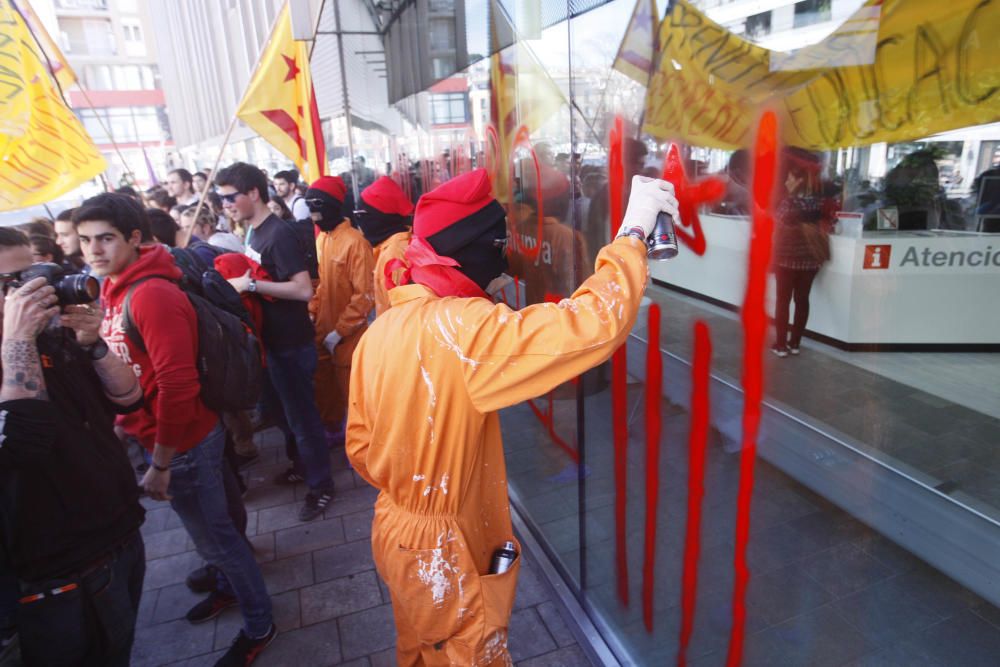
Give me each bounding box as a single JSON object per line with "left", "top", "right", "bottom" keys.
{"left": 612, "top": 0, "right": 659, "bottom": 87}
{"left": 14, "top": 0, "right": 77, "bottom": 91}
{"left": 236, "top": 1, "right": 326, "bottom": 181}
{"left": 0, "top": 0, "right": 105, "bottom": 211}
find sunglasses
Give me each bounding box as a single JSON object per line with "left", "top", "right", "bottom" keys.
{"left": 219, "top": 191, "right": 245, "bottom": 204}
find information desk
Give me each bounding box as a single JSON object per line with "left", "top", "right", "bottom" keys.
{"left": 648, "top": 214, "right": 1000, "bottom": 346}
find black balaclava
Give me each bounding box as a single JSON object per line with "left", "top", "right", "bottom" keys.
{"left": 305, "top": 188, "right": 343, "bottom": 232}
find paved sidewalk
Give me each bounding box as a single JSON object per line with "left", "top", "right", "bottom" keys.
{"left": 131, "top": 427, "right": 594, "bottom": 667}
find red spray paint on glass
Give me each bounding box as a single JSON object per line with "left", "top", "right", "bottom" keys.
{"left": 642, "top": 303, "right": 663, "bottom": 632}
{"left": 507, "top": 125, "right": 545, "bottom": 262}
{"left": 659, "top": 144, "right": 725, "bottom": 256}
{"left": 677, "top": 321, "right": 712, "bottom": 666}
{"left": 607, "top": 116, "right": 630, "bottom": 606}
{"left": 726, "top": 111, "right": 778, "bottom": 667}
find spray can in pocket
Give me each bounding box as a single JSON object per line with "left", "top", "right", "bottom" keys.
{"left": 489, "top": 540, "right": 518, "bottom": 575}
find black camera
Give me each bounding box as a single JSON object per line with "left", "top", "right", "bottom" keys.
{"left": 13, "top": 263, "right": 99, "bottom": 305}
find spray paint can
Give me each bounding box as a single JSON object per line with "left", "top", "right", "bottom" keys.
{"left": 647, "top": 211, "right": 679, "bottom": 260}
{"left": 490, "top": 541, "right": 518, "bottom": 574}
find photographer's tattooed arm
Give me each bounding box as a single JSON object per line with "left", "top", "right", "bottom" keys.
{"left": 0, "top": 339, "right": 48, "bottom": 401}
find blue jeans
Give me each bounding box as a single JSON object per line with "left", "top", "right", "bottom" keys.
{"left": 169, "top": 424, "right": 273, "bottom": 637}
{"left": 263, "top": 344, "right": 333, "bottom": 494}
{"left": 16, "top": 532, "right": 145, "bottom": 667}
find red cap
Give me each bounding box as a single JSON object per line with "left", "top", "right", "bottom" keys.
{"left": 309, "top": 175, "right": 346, "bottom": 202}
{"left": 413, "top": 169, "right": 494, "bottom": 238}
{"left": 361, "top": 176, "right": 414, "bottom": 216}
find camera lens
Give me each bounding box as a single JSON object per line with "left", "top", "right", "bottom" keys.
{"left": 55, "top": 274, "right": 99, "bottom": 305}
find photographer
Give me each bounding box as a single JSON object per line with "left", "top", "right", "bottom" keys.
{"left": 0, "top": 227, "right": 146, "bottom": 666}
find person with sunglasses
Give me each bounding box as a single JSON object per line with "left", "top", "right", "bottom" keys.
{"left": 0, "top": 226, "right": 147, "bottom": 666}
{"left": 215, "top": 162, "right": 335, "bottom": 523}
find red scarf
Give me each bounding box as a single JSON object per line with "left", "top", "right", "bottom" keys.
{"left": 385, "top": 236, "right": 487, "bottom": 299}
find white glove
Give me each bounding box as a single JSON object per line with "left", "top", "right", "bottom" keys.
{"left": 323, "top": 331, "right": 342, "bottom": 354}
{"left": 616, "top": 176, "right": 680, "bottom": 240}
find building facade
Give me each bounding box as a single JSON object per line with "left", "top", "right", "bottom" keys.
{"left": 31, "top": 0, "right": 173, "bottom": 188}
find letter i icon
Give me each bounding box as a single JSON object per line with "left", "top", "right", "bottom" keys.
{"left": 872, "top": 247, "right": 882, "bottom": 268}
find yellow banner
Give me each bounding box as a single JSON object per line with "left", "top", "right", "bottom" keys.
{"left": 0, "top": 0, "right": 105, "bottom": 211}
{"left": 643, "top": 0, "right": 1000, "bottom": 150}
{"left": 236, "top": 2, "right": 325, "bottom": 181}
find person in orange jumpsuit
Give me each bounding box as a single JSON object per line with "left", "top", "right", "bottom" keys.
{"left": 305, "top": 176, "right": 374, "bottom": 445}
{"left": 346, "top": 169, "right": 677, "bottom": 665}
{"left": 354, "top": 175, "right": 414, "bottom": 317}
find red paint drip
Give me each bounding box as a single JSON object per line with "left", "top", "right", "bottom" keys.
{"left": 608, "top": 116, "right": 629, "bottom": 606}
{"left": 726, "top": 111, "right": 778, "bottom": 667}
{"left": 642, "top": 304, "right": 663, "bottom": 632}
{"left": 677, "top": 321, "right": 712, "bottom": 666}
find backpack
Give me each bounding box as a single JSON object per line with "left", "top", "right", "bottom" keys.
{"left": 282, "top": 217, "right": 319, "bottom": 280}
{"left": 121, "top": 268, "right": 263, "bottom": 413}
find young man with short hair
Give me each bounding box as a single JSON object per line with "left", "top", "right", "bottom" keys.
{"left": 216, "top": 162, "right": 335, "bottom": 521}
{"left": 54, "top": 207, "right": 87, "bottom": 273}
{"left": 272, "top": 169, "right": 309, "bottom": 221}
{"left": 167, "top": 168, "right": 199, "bottom": 207}
{"left": 75, "top": 193, "right": 275, "bottom": 666}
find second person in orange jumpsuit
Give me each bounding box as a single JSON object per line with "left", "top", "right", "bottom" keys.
{"left": 305, "top": 176, "right": 374, "bottom": 446}
{"left": 355, "top": 175, "right": 414, "bottom": 317}
{"left": 347, "top": 170, "right": 678, "bottom": 665}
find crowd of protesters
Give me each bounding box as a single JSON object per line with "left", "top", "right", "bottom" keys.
{"left": 0, "top": 155, "right": 676, "bottom": 665}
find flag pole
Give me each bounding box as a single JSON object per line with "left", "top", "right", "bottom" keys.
{"left": 177, "top": 2, "right": 288, "bottom": 249}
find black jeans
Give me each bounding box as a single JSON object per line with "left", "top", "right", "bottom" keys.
{"left": 17, "top": 531, "right": 145, "bottom": 667}
{"left": 774, "top": 267, "right": 819, "bottom": 348}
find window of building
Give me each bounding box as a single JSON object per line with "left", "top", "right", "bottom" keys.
{"left": 745, "top": 11, "right": 771, "bottom": 40}
{"left": 430, "top": 92, "right": 467, "bottom": 125}
{"left": 429, "top": 18, "right": 456, "bottom": 52}
{"left": 121, "top": 19, "right": 146, "bottom": 57}
{"left": 793, "top": 0, "right": 832, "bottom": 28}
{"left": 432, "top": 56, "right": 457, "bottom": 80}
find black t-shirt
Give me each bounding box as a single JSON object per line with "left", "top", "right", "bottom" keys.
{"left": 0, "top": 331, "right": 145, "bottom": 582}
{"left": 246, "top": 214, "right": 315, "bottom": 349}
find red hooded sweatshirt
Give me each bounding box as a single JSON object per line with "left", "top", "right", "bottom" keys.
{"left": 100, "top": 245, "right": 217, "bottom": 453}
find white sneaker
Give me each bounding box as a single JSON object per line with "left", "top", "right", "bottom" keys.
{"left": 788, "top": 346, "right": 800, "bottom": 356}
{"left": 771, "top": 346, "right": 789, "bottom": 358}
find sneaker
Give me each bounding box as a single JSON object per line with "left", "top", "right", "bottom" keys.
{"left": 770, "top": 346, "right": 789, "bottom": 358}
{"left": 186, "top": 591, "right": 238, "bottom": 624}
{"left": 273, "top": 468, "right": 305, "bottom": 485}
{"left": 788, "top": 346, "right": 801, "bottom": 356}
{"left": 214, "top": 624, "right": 277, "bottom": 667}
{"left": 298, "top": 490, "right": 333, "bottom": 522}
{"left": 186, "top": 564, "right": 219, "bottom": 593}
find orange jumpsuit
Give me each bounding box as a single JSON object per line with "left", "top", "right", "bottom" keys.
{"left": 372, "top": 230, "right": 411, "bottom": 317}
{"left": 347, "top": 237, "right": 647, "bottom": 665}
{"left": 311, "top": 219, "right": 374, "bottom": 428}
